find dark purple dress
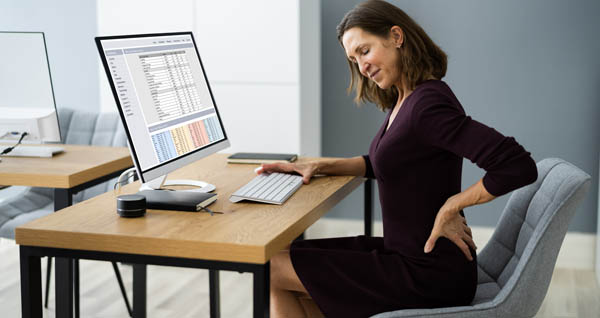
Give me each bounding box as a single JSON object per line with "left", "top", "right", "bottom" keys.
{"left": 290, "top": 80, "right": 537, "bottom": 318}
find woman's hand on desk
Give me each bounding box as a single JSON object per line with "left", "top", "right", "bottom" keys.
{"left": 258, "top": 162, "right": 319, "bottom": 184}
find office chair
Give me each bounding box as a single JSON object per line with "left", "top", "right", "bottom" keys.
{"left": 372, "top": 158, "right": 591, "bottom": 318}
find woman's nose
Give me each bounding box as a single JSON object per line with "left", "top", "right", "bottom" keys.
{"left": 359, "top": 62, "right": 369, "bottom": 77}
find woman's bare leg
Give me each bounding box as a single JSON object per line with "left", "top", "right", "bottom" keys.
{"left": 298, "top": 295, "right": 325, "bottom": 318}
{"left": 270, "top": 249, "right": 323, "bottom": 318}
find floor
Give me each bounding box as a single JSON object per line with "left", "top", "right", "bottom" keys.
{"left": 1, "top": 239, "right": 599, "bottom": 318}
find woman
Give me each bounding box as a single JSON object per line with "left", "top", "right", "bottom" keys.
{"left": 262, "top": 1, "right": 538, "bottom": 317}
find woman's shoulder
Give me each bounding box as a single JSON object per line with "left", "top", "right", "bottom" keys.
{"left": 406, "top": 80, "right": 458, "bottom": 108}
{"left": 407, "top": 80, "right": 464, "bottom": 119}
{"left": 411, "top": 79, "right": 454, "bottom": 100}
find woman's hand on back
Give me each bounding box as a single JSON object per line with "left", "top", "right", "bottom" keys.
{"left": 424, "top": 194, "right": 477, "bottom": 261}
{"left": 257, "top": 162, "right": 319, "bottom": 184}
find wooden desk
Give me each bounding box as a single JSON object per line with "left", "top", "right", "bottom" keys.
{"left": 16, "top": 153, "right": 367, "bottom": 318}
{"left": 0, "top": 144, "right": 133, "bottom": 209}
{"left": 2, "top": 144, "right": 133, "bottom": 316}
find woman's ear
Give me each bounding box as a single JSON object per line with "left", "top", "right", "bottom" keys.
{"left": 390, "top": 26, "right": 404, "bottom": 48}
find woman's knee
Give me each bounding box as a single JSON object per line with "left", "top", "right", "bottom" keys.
{"left": 270, "top": 250, "right": 289, "bottom": 289}
{"left": 270, "top": 250, "right": 307, "bottom": 293}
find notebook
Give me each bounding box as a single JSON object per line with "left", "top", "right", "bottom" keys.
{"left": 137, "top": 190, "right": 216, "bottom": 212}
{"left": 227, "top": 152, "right": 297, "bottom": 164}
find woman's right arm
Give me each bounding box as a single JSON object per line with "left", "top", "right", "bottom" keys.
{"left": 314, "top": 156, "right": 366, "bottom": 176}
{"left": 259, "top": 156, "right": 367, "bottom": 184}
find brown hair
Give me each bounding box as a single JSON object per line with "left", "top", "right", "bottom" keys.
{"left": 337, "top": 0, "right": 447, "bottom": 111}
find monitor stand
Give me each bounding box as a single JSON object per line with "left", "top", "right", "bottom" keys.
{"left": 139, "top": 175, "right": 216, "bottom": 193}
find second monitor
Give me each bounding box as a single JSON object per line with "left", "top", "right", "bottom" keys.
{"left": 0, "top": 32, "right": 62, "bottom": 158}
{"left": 96, "top": 32, "right": 229, "bottom": 192}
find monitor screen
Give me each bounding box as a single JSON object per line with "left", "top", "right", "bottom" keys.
{"left": 0, "top": 31, "right": 60, "bottom": 143}
{"left": 96, "top": 32, "right": 229, "bottom": 183}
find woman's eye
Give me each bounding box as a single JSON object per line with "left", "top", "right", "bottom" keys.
{"left": 362, "top": 49, "right": 369, "bottom": 55}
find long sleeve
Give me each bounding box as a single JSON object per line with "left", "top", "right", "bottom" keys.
{"left": 362, "top": 155, "right": 376, "bottom": 179}
{"left": 411, "top": 88, "right": 537, "bottom": 196}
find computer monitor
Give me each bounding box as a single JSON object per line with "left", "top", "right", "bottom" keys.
{"left": 0, "top": 32, "right": 61, "bottom": 144}
{"left": 96, "top": 32, "right": 230, "bottom": 192}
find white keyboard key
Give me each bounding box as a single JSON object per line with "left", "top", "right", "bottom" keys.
{"left": 229, "top": 172, "right": 303, "bottom": 204}
{"left": 255, "top": 173, "right": 284, "bottom": 199}
{"left": 273, "top": 176, "right": 302, "bottom": 202}
{"left": 236, "top": 173, "right": 266, "bottom": 196}
{"left": 244, "top": 174, "right": 273, "bottom": 197}
{"left": 262, "top": 174, "right": 290, "bottom": 200}
{"left": 265, "top": 174, "right": 291, "bottom": 201}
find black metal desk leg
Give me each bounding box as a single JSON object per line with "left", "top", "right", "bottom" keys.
{"left": 49, "top": 188, "right": 72, "bottom": 308}
{"left": 133, "top": 264, "right": 147, "bottom": 318}
{"left": 54, "top": 188, "right": 73, "bottom": 211}
{"left": 20, "top": 246, "right": 42, "bottom": 318}
{"left": 44, "top": 256, "right": 52, "bottom": 308}
{"left": 209, "top": 270, "right": 220, "bottom": 318}
{"left": 54, "top": 188, "right": 79, "bottom": 317}
{"left": 253, "top": 262, "right": 270, "bottom": 318}
{"left": 112, "top": 262, "right": 133, "bottom": 317}
{"left": 364, "top": 179, "right": 373, "bottom": 237}
{"left": 74, "top": 259, "right": 80, "bottom": 318}
{"left": 56, "top": 257, "right": 74, "bottom": 318}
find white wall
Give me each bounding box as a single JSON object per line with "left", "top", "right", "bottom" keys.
{"left": 97, "top": 0, "right": 321, "bottom": 156}
{"left": 2, "top": 0, "right": 321, "bottom": 155}
{"left": 0, "top": 0, "right": 99, "bottom": 113}
{"left": 97, "top": 0, "right": 195, "bottom": 113}
{"left": 193, "top": 0, "right": 300, "bottom": 154}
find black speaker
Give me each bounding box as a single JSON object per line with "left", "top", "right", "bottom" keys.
{"left": 116, "top": 194, "right": 146, "bottom": 218}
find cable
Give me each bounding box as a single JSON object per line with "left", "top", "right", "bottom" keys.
{"left": 199, "top": 206, "right": 214, "bottom": 216}
{"left": 198, "top": 205, "right": 224, "bottom": 216}
{"left": 0, "top": 132, "right": 28, "bottom": 156}
{"left": 113, "top": 167, "right": 137, "bottom": 191}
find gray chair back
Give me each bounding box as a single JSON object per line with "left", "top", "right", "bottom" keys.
{"left": 372, "top": 158, "right": 591, "bottom": 317}
{"left": 59, "top": 108, "right": 128, "bottom": 201}
{"left": 0, "top": 108, "right": 127, "bottom": 239}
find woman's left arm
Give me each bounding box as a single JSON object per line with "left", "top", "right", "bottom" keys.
{"left": 413, "top": 90, "right": 538, "bottom": 261}
{"left": 424, "top": 179, "right": 495, "bottom": 261}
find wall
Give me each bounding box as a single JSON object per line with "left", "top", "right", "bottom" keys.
{"left": 97, "top": 0, "right": 196, "bottom": 113}
{"left": 597, "top": 160, "right": 600, "bottom": 280}
{"left": 2, "top": 0, "right": 320, "bottom": 155}
{"left": 98, "top": 0, "right": 320, "bottom": 156}
{"left": 300, "top": 0, "right": 322, "bottom": 156}
{"left": 193, "top": 0, "right": 301, "bottom": 154}
{"left": 0, "top": 0, "right": 99, "bottom": 113}
{"left": 321, "top": 0, "right": 600, "bottom": 233}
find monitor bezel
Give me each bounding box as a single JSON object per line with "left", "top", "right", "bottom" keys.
{"left": 95, "top": 31, "right": 230, "bottom": 183}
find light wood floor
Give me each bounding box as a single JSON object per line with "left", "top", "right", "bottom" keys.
{"left": 1, "top": 239, "right": 599, "bottom": 317}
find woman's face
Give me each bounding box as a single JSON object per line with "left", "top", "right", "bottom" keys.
{"left": 342, "top": 27, "right": 403, "bottom": 90}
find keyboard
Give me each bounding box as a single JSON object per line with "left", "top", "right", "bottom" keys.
{"left": 229, "top": 172, "right": 303, "bottom": 204}
{"left": 2, "top": 145, "right": 64, "bottom": 158}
